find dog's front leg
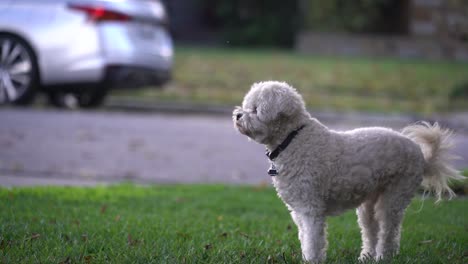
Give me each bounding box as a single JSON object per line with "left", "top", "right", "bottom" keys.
{"left": 299, "top": 214, "right": 327, "bottom": 263}
{"left": 291, "top": 211, "right": 304, "bottom": 244}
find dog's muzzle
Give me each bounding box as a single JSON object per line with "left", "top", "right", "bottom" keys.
{"left": 236, "top": 112, "right": 243, "bottom": 120}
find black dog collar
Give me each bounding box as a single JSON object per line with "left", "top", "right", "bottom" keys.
{"left": 265, "top": 125, "right": 305, "bottom": 176}
{"left": 266, "top": 125, "right": 306, "bottom": 161}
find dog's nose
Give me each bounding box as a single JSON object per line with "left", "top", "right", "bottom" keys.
{"left": 236, "top": 113, "right": 243, "bottom": 120}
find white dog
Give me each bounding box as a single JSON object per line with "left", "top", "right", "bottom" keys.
{"left": 233, "top": 81, "right": 464, "bottom": 263}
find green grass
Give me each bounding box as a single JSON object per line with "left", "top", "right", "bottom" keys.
{"left": 1, "top": 184, "right": 466, "bottom": 263}
{"left": 117, "top": 46, "right": 468, "bottom": 114}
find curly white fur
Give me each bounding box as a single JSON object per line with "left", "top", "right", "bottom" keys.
{"left": 402, "top": 122, "right": 464, "bottom": 201}
{"left": 233, "top": 81, "right": 464, "bottom": 263}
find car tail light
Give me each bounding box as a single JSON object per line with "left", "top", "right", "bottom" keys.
{"left": 68, "top": 4, "right": 132, "bottom": 22}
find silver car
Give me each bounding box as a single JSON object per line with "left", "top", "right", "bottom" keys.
{"left": 0, "top": 0, "right": 173, "bottom": 107}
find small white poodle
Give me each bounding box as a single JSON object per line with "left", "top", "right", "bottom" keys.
{"left": 232, "top": 81, "right": 464, "bottom": 263}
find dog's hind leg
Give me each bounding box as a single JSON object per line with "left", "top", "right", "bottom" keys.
{"left": 356, "top": 194, "right": 379, "bottom": 261}
{"left": 374, "top": 174, "right": 421, "bottom": 260}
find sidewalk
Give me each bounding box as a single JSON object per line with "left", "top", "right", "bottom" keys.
{"left": 1, "top": 100, "right": 466, "bottom": 187}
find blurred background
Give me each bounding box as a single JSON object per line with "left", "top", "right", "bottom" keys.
{"left": 154, "top": 0, "right": 468, "bottom": 114}
{"left": 0, "top": 0, "right": 467, "bottom": 187}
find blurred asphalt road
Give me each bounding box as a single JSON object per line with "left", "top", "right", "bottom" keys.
{"left": 1, "top": 108, "right": 467, "bottom": 186}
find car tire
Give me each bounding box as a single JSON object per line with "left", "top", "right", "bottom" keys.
{"left": 0, "top": 34, "right": 38, "bottom": 105}
{"left": 46, "top": 91, "right": 73, "bottom": 108}
{"left": 47, "top": 85, "right": 108, "bottom": 109}
{"left": 76, "top": 86, "right": 108, "bottom": 108}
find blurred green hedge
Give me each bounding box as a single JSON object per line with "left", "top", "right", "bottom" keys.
{"left": 303, "top": 0, "right": 403, "bottom": 33}
{"left": 201, "top": 0, "right": 405, "bottom": 47}
{"left": 206, "top": 0, "right": 300, "bottom": 47}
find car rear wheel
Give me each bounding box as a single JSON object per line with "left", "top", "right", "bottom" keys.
{"left": 77, "top": 86, "right": 108, "bottom": 108}
{"left": 0, "top": 34, "right": 38, "bottom": 105}
{"left": 47, "top": 85, "right": 108, "bottom": 109}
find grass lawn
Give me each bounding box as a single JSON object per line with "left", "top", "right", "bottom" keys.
{"left": 1, "top": 184, "right": 466, "bottom": 263}
{"left": 116, "top": 46, "right": 468, "bottom": 114}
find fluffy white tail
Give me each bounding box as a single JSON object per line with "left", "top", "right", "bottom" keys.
{"left": 402, "top": 122, "right": 465, "bottom": 201}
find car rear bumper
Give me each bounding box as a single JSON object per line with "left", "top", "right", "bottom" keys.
{"left": 106, "top": 65, "right": 171, "bottom": 89}
{"left": 40, "top": 20, "right": 173, "bottom": 89}
{"left": 99, "top": 22, "right": 173, "bottom": 86}
{"left": 44, "top": 64, "right": 171, "bottom": 93}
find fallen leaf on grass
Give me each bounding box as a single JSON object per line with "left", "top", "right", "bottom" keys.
{"left": 100, "top": 205, "right": 107, "bottom": 214}
{"left": 419, "top": 239, "right": 433, "bottom": 244}
{"left": 127, "top": 234, "right": 142, "bottom": 246}
{"left": 28, "top": 233, "right": 40, "bottom": 241}
{"left": 0, "top": 239, "right": 7, "bottom": 250}
{"left": 61, "top": 234, "right": 70, "bottom": 242}
{"left": 239, "top": 232, "right": 250, "bottom": 238}
{"left": 176, "top": 232, "right": 191, "bottom": 240}
{"left": 83, "top": 255, "right": 92, "bottom": 264}
{"left": 59, "top": 256, "right": 71, "bottom": 264}
{"left": 127, "top": 234, "right": 135, "bottom": 245}
{"left": 175, "top": 197, "right": 186, "bottom": 203}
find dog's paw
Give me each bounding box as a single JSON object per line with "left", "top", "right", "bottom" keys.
{"left": 302, "top": 253, "right": 326, "bottom": 264}
{"left": 358, "top": 252, "right": 376, "bottom": 263}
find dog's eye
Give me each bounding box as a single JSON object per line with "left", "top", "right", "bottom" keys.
{"left": 251, "top": 107, "right": 257, "bottom": 114}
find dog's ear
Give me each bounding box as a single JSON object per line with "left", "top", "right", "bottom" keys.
{"left": 257, "top": 83, "right": 305, "bottom": 122}
{"left": 257, "top": 88, "right": 281, "bottom": 122}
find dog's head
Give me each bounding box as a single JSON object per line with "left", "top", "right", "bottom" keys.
{"left": 233, "top": 81, "right": 307, "bottom": 145}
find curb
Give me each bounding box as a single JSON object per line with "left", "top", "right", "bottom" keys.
{"left": 106, "top": 96, "right": 232, "bottom": 116}
{"left": 106, "top": 96, "right": 468, "bottom": 133}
